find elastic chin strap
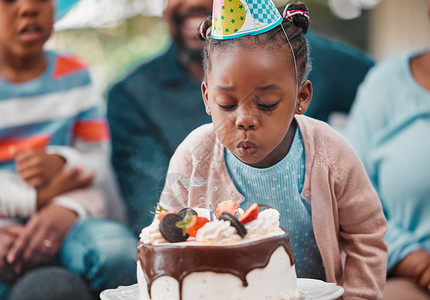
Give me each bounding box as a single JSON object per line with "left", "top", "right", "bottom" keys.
{"left": 280, "top": 23, "right": 298, "bottom": 94}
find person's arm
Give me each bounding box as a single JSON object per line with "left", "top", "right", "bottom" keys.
{"left": 335, "top": 146, "right": 388, "bottom": 300}
{"left": 0, "top": 171, "right": 37, "bottom": 217}
{"left": 107, "top": 84, "right": 171, "bottom": 234}
{"left": 47, "top": 105, "right": 110, "bottom": 185}
{"left": 345, "top": 70, "right": 429, "bottom": 286}
{"left": 47, "top": 94, "right": 112, "bottom": 216}
{"left": 391, "top": 249, "right": 430, "bottom": 290}
{"left": 0, "top": 166, "right": 98, "bottom": 217}
{"left": 7, "top": 205, "right": 79, "bottom": 273}
{"left": 0, "top": 225, "right": 24, "bottom": 282}
{"left": 5, "top": 171, "right": 105, "bottom": 271}
{"left": 13, "top": 150, "right": 65, "bottom": 189}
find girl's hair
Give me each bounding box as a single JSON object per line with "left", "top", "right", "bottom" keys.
{"left": 198, "top": 2, "right": 311, "bottom": 84}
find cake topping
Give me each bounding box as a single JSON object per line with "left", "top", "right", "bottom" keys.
{"left": 196, "top": 219, "right": 242, "bottom": 244}
{"left": 239, "top": 203, "right": 259, "bottom": 224}
{"left": 215, "top": 200, "right": 238, "bottom": 218}
{"left": 178, "top": 207, "right": 198, "bottom": 219}
{"left": 176, "top": 212, "right": 210, "bottom": 238}
{"left": 244, "top": 209, "right": 285, "bottom": 240}
{"left": 154, "top": 205, "right": 177, "bottom": 220}
{"left": 219, "top": 212, "right": 247, "bottom": 238}
{"left": 143, "top": 202, "right": 285, "bottom": 245}
{"left": 257, "top": 203, "right": 273, "bottom": 212}
{"left": 159, "top": 213, "right": 189, "bottom": 243}
{"left": 139, "top": 219, "right": 167, "bottom": 245}
{"left": 186, "top": 216, "right": 209, "bottom": 238}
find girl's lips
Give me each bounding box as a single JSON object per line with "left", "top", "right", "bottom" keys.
{"left": 237, "top": 141, "right": 258, "bottom": 156}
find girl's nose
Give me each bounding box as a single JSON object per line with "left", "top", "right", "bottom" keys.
{"left": 235, "top": 104, "right": 259, "bottom": 130}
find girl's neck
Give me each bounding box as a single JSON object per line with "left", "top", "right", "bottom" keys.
{"left": 410, "top": 52, "right": 430, "bottom": 92}
{"left": 0, "top": 51, "right": 48, "bottom": 83}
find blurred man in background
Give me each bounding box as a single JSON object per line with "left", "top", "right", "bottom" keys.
{"left": 108, "top": 0, "right": 212, "bottom": 234}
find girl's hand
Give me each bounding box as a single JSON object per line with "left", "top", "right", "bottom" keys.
{"left": 0, "top": 225, "right": 24, "bottom": 282}
{"left": 6, "top": 205, "right": 78, "bottom": 272}
{"left": 14, "top": 150, "right": 65, "bottom": 188}
{"left": 36, "top": 167, "right": 94, "bottom": 208}
{"left": 392, "top": 249, "right": 430, "bottom": 290}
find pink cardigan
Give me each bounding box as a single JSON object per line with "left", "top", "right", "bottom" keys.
{"left": 160, "top": 115, "right": 387, "bottom": 299}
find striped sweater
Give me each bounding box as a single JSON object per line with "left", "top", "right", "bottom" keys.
{"left": 0, "top": 51, "right": 110, "bottom": 223}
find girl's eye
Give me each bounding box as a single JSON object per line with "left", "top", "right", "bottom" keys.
{"left": 258, "top": 102, "right": 279, "bottom": 111}
{"left": 217, "top": 103, "right": 236, "bottom": 110}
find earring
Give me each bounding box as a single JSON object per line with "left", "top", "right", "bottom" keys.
{"left": 298, "top": 107, "right": 302, "bottom": 112}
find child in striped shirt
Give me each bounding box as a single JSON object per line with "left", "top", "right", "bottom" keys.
{"left": 0, "top": 0, "right": 136, "bottom": 298}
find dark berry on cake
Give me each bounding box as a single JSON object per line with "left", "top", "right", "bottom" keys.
{"left": 178, "top": 207, "right": 198, "bottom": 219}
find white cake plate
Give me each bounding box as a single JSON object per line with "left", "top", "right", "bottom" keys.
{"left": 100, "top": 278, "right": 344, "bottom": 300}
{"left": 296, "top": 278, "right": 344, "bottom": 299}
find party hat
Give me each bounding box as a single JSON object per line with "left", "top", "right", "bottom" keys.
{"left": 211, "top": 0, "right": 282, "bottom": 40}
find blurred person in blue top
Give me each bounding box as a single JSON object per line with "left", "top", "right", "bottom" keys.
{"left": 345, "top": 2, "right": 430, "bottom": 299}
{"left": 107, "top": 0, "right": 374, "bottom": 235}
{"left": 0, "top": 1, "right": 137, "bottom": 299}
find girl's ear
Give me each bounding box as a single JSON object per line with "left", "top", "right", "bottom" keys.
{"left": 295, "top": 80, "right": 312, "bottom": 115}
{"left": 201, "top": 81, "right": 211, "bottom": 115}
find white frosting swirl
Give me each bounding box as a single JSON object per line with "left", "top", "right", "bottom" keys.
{"left": 139, "top": 219, "right": 167, "bottom": 245}
{"left": 196, "top": 220, "right": 242, "bottom": 245}
{"left": 192, "top": 207, "right": 212, "bottom": 220}
{"left": 244, "top": 208, "right": 284, "bottom": 240}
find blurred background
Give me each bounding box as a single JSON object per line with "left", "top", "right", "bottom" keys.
{"left": 48, "top": 0, "right": 430, "bottom": 97}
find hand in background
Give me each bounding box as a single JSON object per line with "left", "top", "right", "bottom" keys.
{"left": 0, "top": 225, "right": 24, "bottom": 282}
{"left": 36, "top": 167, "right": 94, "bottom": 208}
{"left": 6, "top": 205, "right": 78, "bottom": 273}
{"left": 392, "top": 249, "right": 430, "bottom": 291}
{"left": 13, "top": 149, "right": 65, "bottom": 188}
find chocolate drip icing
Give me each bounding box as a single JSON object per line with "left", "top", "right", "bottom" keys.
{"left": 136, "top": 231, "right": 295, "bottom": 300}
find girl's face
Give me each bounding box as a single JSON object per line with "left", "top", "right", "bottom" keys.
{"left": 0, "top": 0, "right": 54, "bottom": 59}
{"left": 202, "top": 45, "right": 312, "bottom": 168}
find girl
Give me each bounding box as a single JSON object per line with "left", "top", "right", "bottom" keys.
{"left": 159, "top": 2, "right": 387, "bottom": 299}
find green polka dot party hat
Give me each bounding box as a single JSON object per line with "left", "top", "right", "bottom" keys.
{"left": 211, "top": 0, "right": 282, "bottom": 40}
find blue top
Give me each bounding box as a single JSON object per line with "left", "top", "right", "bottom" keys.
{"left": 225, "top": 128, "right": 325, "bottom": 280}
{"left": 345, "top": 48, "right": 430, "bottom": 270}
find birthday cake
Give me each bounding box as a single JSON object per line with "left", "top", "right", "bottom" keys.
{"left": 136, "top": 201, "right": 299, "bottom": 300}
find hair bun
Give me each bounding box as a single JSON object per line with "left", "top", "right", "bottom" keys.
{"left": 282, "top": 2, "right": 310, "bottom": 34}
{"left": 197, "top": 16, "right": 212, "bottom": 41}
